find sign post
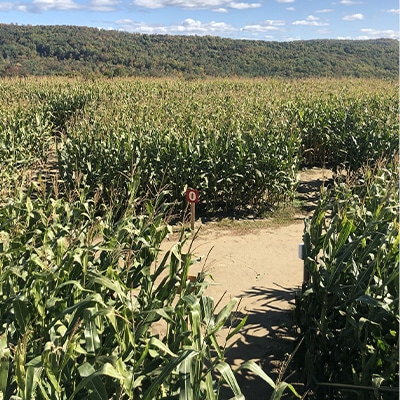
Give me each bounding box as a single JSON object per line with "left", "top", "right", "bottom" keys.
{"left": 185, "top": 189, "right": 199, "bottom": 230}
{"left": 298, "top": 243, "right": 310, "bottom": 282}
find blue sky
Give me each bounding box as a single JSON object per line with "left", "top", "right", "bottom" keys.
{"left": 0, "top": 0, "right": 399, "bottom": 41}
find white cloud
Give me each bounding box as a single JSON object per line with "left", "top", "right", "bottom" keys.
{"left": 275, "top": 0, "right": 294, "bottom": 3}
{"left": 338, "top": 28, "right": 399, "bottom": 40}
{"left": 243, "top": 19, "right": 285, "bottom": 32}
{"left": 0, "top": 2, "right": 23, "bottom": 11}
{"left": 0, "top": 0, "right": 119, "bottom": 12}
{"left": 132, "top": 0, "right": 164, "bottom": 9}
{"left": 360, "top": 28, "right": 399, "bottom": 40}
{"left": 386, "top": 9, "right": 399, "bottom": 15}
{"left": 228, "top": 2, "right": 261, "bottom": 10}
{"left": 342, "top": 13, "right": 364, "bottom": 21}
{"left": 261, "top": 19, "right": 285, "bottom": 26}
{"left": 316, "top": 9, "right": 333, "bottom": 13}
{"left": 242, "top": 25, "right": 279, "bottom": 32}
{"left": 115, "top": 17, "right": 236, "bottom": 35}
{"left": 116, "top": 19, "right": 167, "bottom": 34}
{"left": 132, "top": 0, "right": 260, "bottom": 10}
{"left": 89, "top": 0, "right": 120, "bottom": 11}
{"left": 184, "top": 19, "right": 233, "bottom": 32}
{"left": 286, "top": 7, "right": 295, "bottom": 11}
{"left": 213, "top": 7, "right": 228, "bottom": 12}
{"left": 32, "top": 0, "right": 81, "bottom": 10}
{"left": 339, "top": 0, "right": 362, "bottom": 5}
{"left": 292, "top": 15, "right": 328, "bottom": 26}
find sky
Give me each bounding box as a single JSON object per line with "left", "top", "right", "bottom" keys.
{"left": 0, "top": 0, "right": 399, "bottom": 42}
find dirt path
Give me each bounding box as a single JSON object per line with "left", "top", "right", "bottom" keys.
{"left": 186, "top": 222, "right": 304, "bottom": 398}
{"left": 174, "top": 168, "right": 333, "bottom": 399}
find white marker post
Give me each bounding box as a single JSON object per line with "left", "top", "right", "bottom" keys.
{"left": 298, "top": 243, "right": 310, "bottom": 282}
{"left": 185, "top": 189, "right": 200, "bottom": 230}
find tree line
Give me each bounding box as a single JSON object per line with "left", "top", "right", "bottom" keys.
{"left": 0, "top": 23, "right": 398, "bottom": 79}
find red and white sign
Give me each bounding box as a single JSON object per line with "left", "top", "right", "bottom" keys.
{"left": 185, "top": 189, "right": 200, "bottom": 203}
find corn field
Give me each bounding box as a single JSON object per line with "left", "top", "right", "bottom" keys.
{"left": 296, "top": 159, "right": 399, "bottom": 399}
{"left": 0, "top": 77, "right": 398, "bottom": 399}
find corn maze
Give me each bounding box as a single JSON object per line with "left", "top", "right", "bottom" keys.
{"left": 0, "top": 77, "right": 398, "bottom": 399}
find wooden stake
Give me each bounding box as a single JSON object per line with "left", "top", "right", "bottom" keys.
{"left": 190, "top": 202, "right": 195, "bottom": 230}
{"left": 185, "top": 188, "right": 199, "bottom": 230}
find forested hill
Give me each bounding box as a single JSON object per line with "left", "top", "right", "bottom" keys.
{"left": 0, "top": 24, "right": 398, "bottom": 79}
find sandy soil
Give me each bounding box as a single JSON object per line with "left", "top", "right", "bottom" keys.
{"left": 166, "top": 168, "right": 333, "bottom": 399}
{"left": 185, "top": 221, "right": 305, "bottom": 398}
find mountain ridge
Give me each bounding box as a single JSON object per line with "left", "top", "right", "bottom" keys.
{"left": 0, "top": 24, "right": 398, "bottom": 78}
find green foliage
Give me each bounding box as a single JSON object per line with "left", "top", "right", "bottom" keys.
{"left": 1, "top": 77, "right": 398, "bottom": 217}
{"left": 55, "top": 78, "right": 303, "bottom": 214}
{"left": 0, "top": 184, "right": 251, "bottom": 399}
{"left": 0, "top": 76, "right": 398, "bottom": 399}
{"left": 295, "top": 159, "right": 399, "bottom": 398}
{"left": 298, "top": 94, "right": 399, "bottom": 169}
{"left": 0, "top": 24, "right": 398, "bottom": 79}
{"left": 0, "top": 107, "right": 52, "bottom": 169}
{"left": 53, "top": 78, "right": 397, "bottom": 215}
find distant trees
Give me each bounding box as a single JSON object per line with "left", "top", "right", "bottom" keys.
{"left": 0, "top": 24, "right": 398, "bottom": 79}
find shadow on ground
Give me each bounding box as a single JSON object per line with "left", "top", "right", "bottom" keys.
{"left": 219, "top": 284, "right": 305, "bottom": 399}
{"left": 296, "top": 174, "right": 333, "bottom": 216}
